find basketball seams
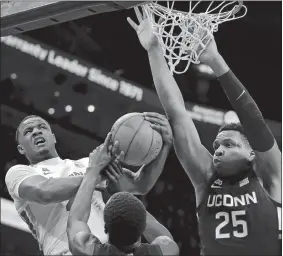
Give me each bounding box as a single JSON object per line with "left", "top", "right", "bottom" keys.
{"left": 111, "top": 113, "right": 141, "bottom": 143}
{"left": 139, "top": 122, "right": 155, "bottom": 164}
{"left": 111, "top": 113, "right": 162, "bottom": 166}
{"left": 124, "top": 118, "right": 145, "bottom": 162}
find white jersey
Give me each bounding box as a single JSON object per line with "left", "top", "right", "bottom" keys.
{"left": 5, "top": 157, "right": 108, "bottom": 255}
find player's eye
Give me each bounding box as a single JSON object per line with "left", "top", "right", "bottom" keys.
{"left": 226, "top": 143, "right": 234, "bottom": 148}
{"left": 24, "top": 130, "right": 31, "bottom": 135}
{"left": 39, "top": 124, "right": 47, "bottom": 129}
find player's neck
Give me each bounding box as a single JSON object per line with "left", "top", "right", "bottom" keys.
{"left": 28, "top": 151, "right": 59, "bottom": 165}
{"left": 110, "top": 237, "right": 141, "bottom": 253}
{"left": 221, "top": 166, "right": 253, "bottom": 183}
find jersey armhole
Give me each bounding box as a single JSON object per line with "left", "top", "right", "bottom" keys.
{"left": 254, "top": 171, "right": 282, "bottom": 207}
{"left": 196, "top": 172, "right": 218, "bottom": 212}
{"left": 269, "top": 197, "right": 282, "bottom": 208}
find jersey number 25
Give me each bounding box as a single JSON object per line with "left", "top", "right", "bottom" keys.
{"left": 215, "top": 210, "right": 248, "bottom": 239}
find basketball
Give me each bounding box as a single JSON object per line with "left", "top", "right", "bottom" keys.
{"left": 110, "top": 113, "right": 163, "bottom": 166}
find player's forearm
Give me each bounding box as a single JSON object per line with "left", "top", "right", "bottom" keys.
{"left": 147, "top": 45, "right": 185, "bottom": 118}
{"left": 209, "top": 54, "right": 275, "bottom": 152}
{"left": 37, "top": 176, "right": 83, "bottom": 203}
{"left": 69, "top": 168, "right": 100, "bottom": 223}
{"left": 135, "top": 143, "right": 171, "bottom": 194}
{"left": 143, "top": 211, "right": 173, "bottom": 243}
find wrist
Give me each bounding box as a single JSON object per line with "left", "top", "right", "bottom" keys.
{"left": 162, "top": 142, "right": 172, "bottom": 151}
{"left": 86, "top": 165, "right": 102, "bottom": 176}
{"left": 147, "top": 43, "right": 162, "bottom": 55}
{"left": 205, "top": 53, "right": 230, "bottom": 77}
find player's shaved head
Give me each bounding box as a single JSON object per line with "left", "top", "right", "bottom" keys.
{"left": 104, "top": 192, "right": 146, "bottom": 248}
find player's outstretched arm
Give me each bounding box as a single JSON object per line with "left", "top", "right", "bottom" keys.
{"left": 67, "top": 134, "right": 120, "bottom": 255}
{"left": 67, "top": 168, "right": 100, "bottom": 255}
{"left": 144, "top": 212, "right": 179, "bottom": 256}
{"left": 127, "top": 7, "right": 213, "bottom": 205}
{"left": 143, "top": 211, "right": 173, "bottom": 241}
{"left": 5, "top": 166, "right": 83, "bottom": 204}
{"left": 199, "top": 37, "right": 281, "bottom": 203}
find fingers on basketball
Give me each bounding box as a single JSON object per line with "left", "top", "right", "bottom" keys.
{"left": 107, "top": 165, "right": 120, "bottom": 181}
{"left": 104, "top": 132, "right": 112, "bottom": 148}
{"left": 111, "top": 141, "right": 119, "bottom": 155}
{"left": 144, "top": 116, "right": 167, "bottom": 126}
{"left": 116, "top": 151, "right": 125, "bottom": 162}
{"left": 144, "top": 112, "right": 166, "bottom": 120}
{"left": 150, "top": 123, "right": 164, "bottom": 133}
{"left": 112, "top": 160, "right": 123, "bottom": 175}
{"left": 106, "top": 169, "right": 118, "bottom": 183}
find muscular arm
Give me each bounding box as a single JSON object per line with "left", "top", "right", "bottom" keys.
{"left": 67, "top": 167, "right": 101, "bottom": 255}
{"left": 144, "top": 212, "right": 179, "bottom": 256}
{"left": 147, "top": 45, "right": 213, "bottom": 205}
{"left": 20, "top": 176, "right": 83, "bottom": 204}
{"left": 143, "top": 211, "right": 173, "bottom": 242}
{"left": 208, "top": 53, "right": 281, "bottom": 202}
{"left": 5, "top": 166, "right": 83, "bottom": 204}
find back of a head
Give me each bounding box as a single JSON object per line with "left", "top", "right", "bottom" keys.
{"left": 104, "top": 192, "right": 146, "bottom": 247}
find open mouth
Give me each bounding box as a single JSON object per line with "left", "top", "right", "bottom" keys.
{"left": 34, "top": 137, "right": 46, "bottom": 146}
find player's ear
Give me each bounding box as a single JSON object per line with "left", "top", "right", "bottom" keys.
{"left": 249, "top": 150, "right": 255, "bottom": 161}
{"left": 17, "top": 144, "right": 25, "bottom": 155}
{"left": 52, "top": 134, "right": 57, "bottom": 144}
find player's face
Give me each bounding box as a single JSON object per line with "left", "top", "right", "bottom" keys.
{"left": 212, "top": 130, "right": 254, "bottom": 177}
{"left": 17, "top": 117, "right": 56, "bottom": 160}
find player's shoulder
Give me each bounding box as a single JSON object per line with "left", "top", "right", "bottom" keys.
{"left": 151, "top": 236, "right": 179, "bottom": 256}
{"left": 5, "top": 164, "right": 35, "bottom": 179}
{"left": 71, "top": 231, "right": 103, "bottom": 255}
{"left": 71, "top": 157, "right": 89, "bottom": 168}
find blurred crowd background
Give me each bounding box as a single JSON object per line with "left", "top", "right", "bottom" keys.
{"left": 1, "top": 2, "right": 281, "bottom": 256}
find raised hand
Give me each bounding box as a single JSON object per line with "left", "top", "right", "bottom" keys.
{"left": 199, "top": 36, "right": 221, "bottom": 66}
{"left": 143, "top": 112, "right": 173, "bottom": 147}
{"left": 95, "top": 159, "right": 124, "bottom": 195}
{"left": 127, "top": 6, "right": 159, "bottom": 51}
{"left": 88, "top": 133, "right": 119, "bottom": 172}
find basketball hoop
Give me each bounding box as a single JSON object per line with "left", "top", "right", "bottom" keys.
{"left": 142, "top": 1, "right": 247, "bottom": 74}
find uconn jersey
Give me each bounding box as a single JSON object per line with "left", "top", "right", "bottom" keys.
{"left": 197, "top": 170, "right": 281, "bottom": 256}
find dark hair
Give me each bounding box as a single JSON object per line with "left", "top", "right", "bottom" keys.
{"left": 218, "top": 123, "right": 250, "bottom": 148}
{"left": 15, "top": 115, "right": 49, "bottom": 143}
{"left": 104, "top": 192, "right": 146, "bottom": 247}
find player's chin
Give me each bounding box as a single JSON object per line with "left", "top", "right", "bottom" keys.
{"left": 213, "top": 163, "right": 234, "bottom": 177}
{"left": 35, "top": 146, "right": 50, "bottom": 155}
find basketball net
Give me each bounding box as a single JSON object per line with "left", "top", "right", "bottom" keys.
{"left": 142, "top": 1, "right": 247, "bottom": 74}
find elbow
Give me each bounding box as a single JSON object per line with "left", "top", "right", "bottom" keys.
{"left": 133, "top": 184, "right": 149, "bottom": 195}
{"left": 135, "top": 180, "right": 152, "bottom": 195}
{"left": 35, "top": 185, "right": 53, "bottom": 204}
